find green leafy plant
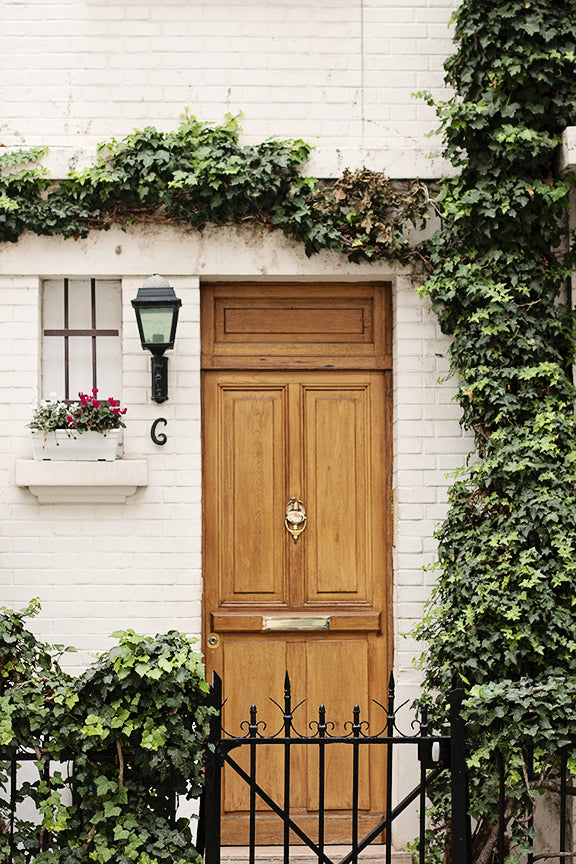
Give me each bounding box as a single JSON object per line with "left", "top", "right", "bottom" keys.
{"left": 0, "top": 602, "right": 212, "bottom": 864}
{"left": 0, "top": 113, "right": 428, "bottom": 263}
{"left": 27, "top": 390, "right": 127, "bottom": 434}
{"left": 413, "top": 1, "right": 576, "bottom": 862}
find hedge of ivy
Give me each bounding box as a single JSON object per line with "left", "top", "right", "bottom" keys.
{"left": 0, "top": 600, "right": 212, "bottom": 864}
{"left": 414, "top": 1, "right": 576, "bottom": 861}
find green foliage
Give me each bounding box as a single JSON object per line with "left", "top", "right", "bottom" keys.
{"left": 0, "top": 603, "right": 212, "bottom": 864}
{"left": 415, "top": 1, "right": 576, "bottom": 862}
{"left": 0, "top": 113, "right": 427, "bottom": 263}
{"left": 27, "top": 391, "right": 127, "bottom": 434}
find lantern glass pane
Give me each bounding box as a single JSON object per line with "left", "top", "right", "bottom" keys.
{"left": 139, "top": 308, "right": 174, "bottom": 345}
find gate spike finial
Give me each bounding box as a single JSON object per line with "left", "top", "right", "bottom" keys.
{"left": 318, "top": 704, "right": 326, "bottom": 736}
{"left": 249, "top": 704, "right": 258, "bottom": 737}
{"left": 420, "top": 702, "right": 428, "bottom": 734}
{"left": 387, "top": 671, "right": 395, "bottom": 731}
{"left": 283, "top": 671, "right": 292, "bottom": 736}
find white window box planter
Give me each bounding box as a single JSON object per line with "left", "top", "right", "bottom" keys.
{"left": 31, "top": 429, "right": 122, "bottom": 462}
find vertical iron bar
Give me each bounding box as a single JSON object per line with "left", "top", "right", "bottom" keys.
{"left": 196, "top": 790, "right": 206, "bottom": 857}
{"left": 9, "top": 754, "right": 16, "bottom": 864}
{"left": 41, "top": 756, "right": 51, "bottom": 852}
{"left": 249, "top": 704, "right": 258, "bottom": 864}
{"left": 168, "top": 771, "right": 177, "bottom": 829}
{"left": 283, "top": 672, "right": 292, "bottom": 864}
{"left": 418, "top": 704, "right": 428, "bottom": 864}
{"left": 527, "top": 745, "right": 534, "bottom": 864}
{"left": 91, "top": 278, "right": 98, "bottom": 391}
{"left": 386, "top": 672, "right": 395, "bottom": 864}
{"left": 560, "top": 745, "right": 568, "bottom": 860}
{"left": 450, "top": 672, "right": 471, "bottom": 864}
{"left": 318, "top": 704, "right": 326, "bottom": 864}
{"left": 203, "top": 672, "right": 223, "bottom": 864}
{"left": 64, "top": 278, "right": 70, "bottom": 400}
{"left": 352, "top": 704, "right": 361, "bottom": 864}
{"left": 496, "top": 749, "right": 505, "bottom": 864}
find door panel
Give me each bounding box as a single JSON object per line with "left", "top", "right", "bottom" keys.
{"left": 302, "top": 384, "right": 372, "bottom": 603}
{"left": 203, "top": 368, "right": 392, "bottom": 843}
{"left": 305, "top": 639, "right": 371, "bottom": 811}
{"left": 206, "top": 378, "right": 289, "bottom": 606}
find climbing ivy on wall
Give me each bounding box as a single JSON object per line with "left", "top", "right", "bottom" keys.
{"left": 0, "top": 600, "right": 212, "bottom": 864}
{"left": 414, "top": 1, "right": 576, "bottom": 861}
{"left": 0, "top": 113, "right": 427, "bottom": 264}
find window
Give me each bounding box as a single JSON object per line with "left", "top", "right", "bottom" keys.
{"left": 42, "top": 278, "right": 122, "bottom": 400}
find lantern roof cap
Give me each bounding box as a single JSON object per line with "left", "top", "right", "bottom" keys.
{"left": 132, "top": 275, "right": 181, "bottom": 308}
{"left": 142, "top": 274, "right": 172, "bottom": 290}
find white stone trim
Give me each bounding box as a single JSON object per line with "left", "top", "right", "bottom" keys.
{"left": 15, "top": 459, "right": 148, "bottom": 503}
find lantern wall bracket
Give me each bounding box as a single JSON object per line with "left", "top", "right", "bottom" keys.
{"left": 131, "top": 275, "right": 182, "bottom": 404}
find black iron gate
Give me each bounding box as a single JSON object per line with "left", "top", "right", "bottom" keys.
{"left": 199, "top": 672, "right": 472, "bottom": 864}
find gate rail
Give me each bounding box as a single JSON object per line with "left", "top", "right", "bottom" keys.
{"left": 199, "top": 671, "right": 472, "bottom": 864}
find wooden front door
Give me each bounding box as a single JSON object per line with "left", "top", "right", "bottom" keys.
{"left": 201, "top": 284, "right": 393, "bottom": 844}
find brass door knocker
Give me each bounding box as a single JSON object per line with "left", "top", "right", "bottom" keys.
{"left": 285, "top": 498, "right": 307, "bottom": 543}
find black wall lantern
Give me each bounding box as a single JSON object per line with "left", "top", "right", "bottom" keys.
{"left": 131, "top": 275, "right": 182, "bottom": 403}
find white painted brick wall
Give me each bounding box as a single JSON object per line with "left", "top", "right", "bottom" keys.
{"left": 0, "top": 223, "right": 473, "bottom": 848}
{"left": 0, "top": 227, "right": 473, "bottom": 673}
{"left": 0, "top": 0, "right": 459, "bottom": 177}
{"left": 392, "top": 274, "right": 474, "bottom": 846}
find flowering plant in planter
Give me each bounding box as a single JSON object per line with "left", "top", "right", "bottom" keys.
{"left": 28, "top": 389, "right": 127, "bottom": 434}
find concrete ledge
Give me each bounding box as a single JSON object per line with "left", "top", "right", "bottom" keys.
{"left": 15, "top": 459, "right": 148, "bottom": 504}
{"left": 6, "top": 144, "right": 455, "bottom": 183}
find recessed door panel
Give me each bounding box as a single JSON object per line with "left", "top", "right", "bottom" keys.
{"left": 302, "top": 381, "right": 381, "bottom": 604}
{"left": 206, "top": 377, "right": 289, "bottom": 606}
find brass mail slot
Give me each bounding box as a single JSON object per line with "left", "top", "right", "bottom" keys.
{"left": 262, "top": 615, "right": 331, "bottom": 632}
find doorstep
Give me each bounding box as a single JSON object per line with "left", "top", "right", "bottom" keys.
{"left": 219, "top": 847, "right": 412, "bottom": 864}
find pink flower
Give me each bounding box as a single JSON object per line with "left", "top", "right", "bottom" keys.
{"left": 113, "top": 408, "right": 120, "bottom": 415}
{"left": 92, "top": 400, "right": 100, "bottom": 409}
{"left": 92, "top": 388, "right": 98, "bottom": 396}
{"left": 66, "top": 415, "right": 74, "bottom": 423}
{"left": 108, "top": 397, "right": 118, "bottom": 407}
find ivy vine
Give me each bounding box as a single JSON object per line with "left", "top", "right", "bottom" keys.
{"left": 0, "top": 600, "right": 212, "bottom": 864}
{"left": 414, "top": 1, "right": 576, "bottom": 861}
{"left": 0, "top": 113, "right": 427, "bottom": 264}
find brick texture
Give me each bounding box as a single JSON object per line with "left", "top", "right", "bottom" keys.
{"left": 0, "top": 0, "right": 459, "bottom": 176}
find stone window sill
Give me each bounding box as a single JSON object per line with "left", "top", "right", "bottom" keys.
{"left": 15, "top": 459, "right": 148, "bottom": 504}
